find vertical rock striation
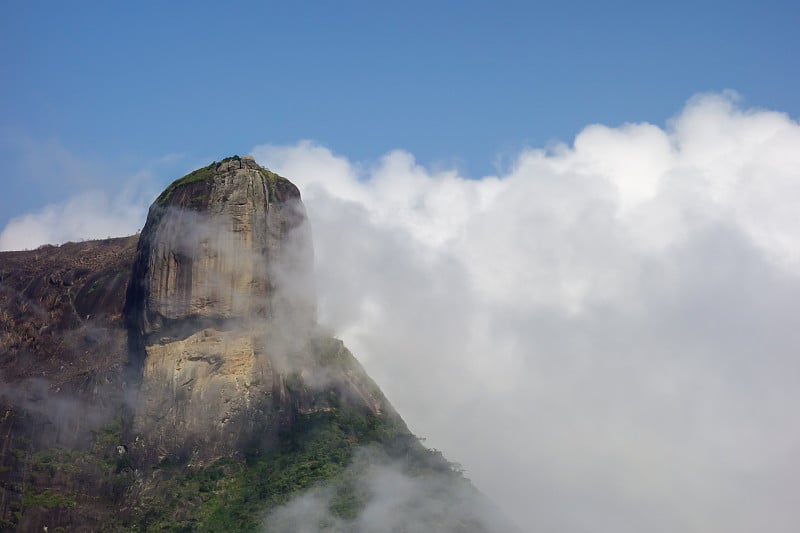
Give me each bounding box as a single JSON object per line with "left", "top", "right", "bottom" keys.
{"left": 127, "top": 155, "right": 314, "bottom": 336}
{"left": 125, "top": 155, "right": 320, "bottom": 461}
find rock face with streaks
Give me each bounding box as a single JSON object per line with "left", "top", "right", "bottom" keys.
{"left": 127, "top": 154, "right": 314, "bottom": 334}
{"left": 124, "top": 155, "right": 381, "bottom": 462}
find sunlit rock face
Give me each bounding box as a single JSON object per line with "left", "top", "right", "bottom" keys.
{"left": 125, "top": 156, "right": 317, "bottom": 461}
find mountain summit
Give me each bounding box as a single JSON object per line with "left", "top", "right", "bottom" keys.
{"left": 127, "top": 155, "right": 326, "bottom": 462}
{"left": 0, "top": 157, "right": 515, "bottom": 531}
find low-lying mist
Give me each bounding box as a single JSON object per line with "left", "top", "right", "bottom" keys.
{"left": 262, "top": 446, "right": 513, "bottom": 533}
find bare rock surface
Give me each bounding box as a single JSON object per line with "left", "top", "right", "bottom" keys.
{"left": 127, "top": 155, "right": 313, "bottom": 337}
{"left": 125, "top": 156, "right": 378, "bottom": 462}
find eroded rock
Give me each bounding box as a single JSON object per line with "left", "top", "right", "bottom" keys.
{"left": 126, "top": 156, "right": 321, "bottom": 461}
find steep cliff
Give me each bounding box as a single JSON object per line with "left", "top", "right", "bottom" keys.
{"left": 0, "top": 156, "right": 513, "bottom": 532}
{"left": 126, "top": 155, "right": 319, "bottom": 462}
{"left": 127, "top": 155, "right": 313, "bottom": 335}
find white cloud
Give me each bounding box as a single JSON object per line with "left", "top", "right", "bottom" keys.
{"left": 263, "top": 447, "right": 512, "bottom": 532}
{"left": 252, "top": 92, "right": 800, "bottom": 532}
{"left": 0, "top": 143, "right": 185, "bottom": 251}
{"left": 0, "top": 184, "right": 152, "bottom": 251}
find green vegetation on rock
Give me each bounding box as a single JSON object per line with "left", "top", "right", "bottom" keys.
{"left": 259, "top": 167, "right": 290, "bottom": 202}
{"left": 155, "top": 155, "right": 293, "bottom": 206}
{"left": 0, "top": 417, "right": 135, "bottom": 530}
{"left": 22, "top": 489, "right": 77, "bottom": 510}
{"left": 116, "top": 338, "right": 464, "bottom": 532}
{"left": 156, "top": 162, "right": 219, "bottom": 205}
{"left": 126, "top": 401, "right": 408, "bottom": 531}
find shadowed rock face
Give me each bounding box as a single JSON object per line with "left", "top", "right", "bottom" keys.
{"left": 126, "top": 155, "right": 324, "bottom": 461}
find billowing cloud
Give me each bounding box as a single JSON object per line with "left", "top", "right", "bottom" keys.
{"left": 252, "top": 92, "right": 800, "bottom": 532}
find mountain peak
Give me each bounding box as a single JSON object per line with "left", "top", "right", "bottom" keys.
{"left": 0, "top": 160, "right": 513, "bottom": 531}
{"left": 154, "top": 155, "right": 297, "bottom": 209}
{"left": 126, "top": 158, "right": 320, "bottom": 461}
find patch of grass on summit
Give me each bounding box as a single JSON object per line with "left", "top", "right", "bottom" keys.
{"left": 156, "top": 156, "right": 242, "bottom": 205}
{"left": 156, "top": 155, "right": 294, "bottom": 206}
{"left": 157, "top": 163, "right": 215, "bottom": 205}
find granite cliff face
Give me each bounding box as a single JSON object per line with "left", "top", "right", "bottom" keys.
{"left": 125, "top": 155, "right": 385, "bottom": 462}
{"left": 127, "top": 155, "right": 313, "bottom": 335}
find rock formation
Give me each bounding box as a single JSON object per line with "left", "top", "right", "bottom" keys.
{"left": 126, "top": 155, "right": 314, "bottom": 335}
{"left": 125, "top": 155, "right": 385, "bottom": 462}
{"left": 0, "top": 156, "right": 513, "bottom": 532}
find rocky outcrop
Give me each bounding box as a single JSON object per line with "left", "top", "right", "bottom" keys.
{"left": 124, "top": 156, "right": 382, "bottom": 462}
{"left": 0, "top": 157, "right": 407, "bottom": 528}
{"left": 126, "top": 154, "right": 314, "bottom": 338}
{"left": 0, "top": 156, "right": 507, "bottom": 532}
{"left": 125, "top": 156, "right": 305, "bottom": 460}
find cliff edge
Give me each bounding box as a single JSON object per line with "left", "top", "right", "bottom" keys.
{"left": 126, "top": 155, "right": 329, "bottom": 462}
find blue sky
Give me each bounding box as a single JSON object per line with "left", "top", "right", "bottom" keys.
{"left": 1, "top": 0, "right": 798, "bottom": 229}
